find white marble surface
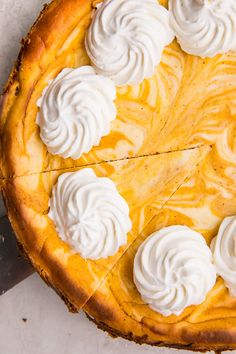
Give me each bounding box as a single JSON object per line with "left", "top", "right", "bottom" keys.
{"left": 0, "top": 1, "right": 234, "bottom": 353}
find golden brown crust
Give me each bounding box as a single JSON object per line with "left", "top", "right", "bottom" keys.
{"left": 1, "top": 0, "right": 91, "bottom": 95}
{"left": 86, "top": 313, "right": 236, "bottom": 353}
{"left": 2, "top": 3, "right": 50, "bottom": 95}
{"left": 0, "top": 0, "right": 93, "bottom": 178}
{"left": 1, "top": 182, "right": 89, "bottom": 311}
{"left": 16, "top": 235, "right": 79, "bottom": 313}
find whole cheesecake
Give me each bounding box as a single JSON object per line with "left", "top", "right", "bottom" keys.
{"left": 1, "top": 0, "right": 236, "bottom": 351}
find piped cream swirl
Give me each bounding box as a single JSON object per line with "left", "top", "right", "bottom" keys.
{"left": 48, "top": 169, "right": 132, "bottom": 260}
{"left": 85, "top": 0, "right": 174, "bottom": 86}
{"left": 169, "top": 0, "right": 236, "bottom": 57}
{"left": 211, "top": 216, "right": 236, "bottom": 296}
{"left": 134, "top": 226, "right": 216, "bottom": 316}
{"left": 37, "top": 66, "right": 116, "bottom": 159}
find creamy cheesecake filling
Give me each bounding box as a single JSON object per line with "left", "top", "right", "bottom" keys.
{"left": 169, "top": 0, "right": 236, "bottom": 58}
{"left": 211, "top": 216, "right": 236, "bottom": 297}
{"left": 133, "top": 226, "right": 216, "bottom": 316}
{"left": 85, "top": 0, "right": 174, "bottom": 86}
{"left": 37, "top": 66, "right": 116, "bottom": 160}
{"left": 48, "top": 168, "right": 132, "bottom": 260}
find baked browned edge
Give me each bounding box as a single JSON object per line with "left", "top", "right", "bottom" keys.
{"left": 0, "top": 0, "right": 99, "bottom": 311}
{"left": 2, "top": 4, "right": 50, "bottom": 96}
{"left": 1, "top": 175, "right": 95, "bottom": 311}
{"left": 85, "top": 314, "right": 232, "bottom": 354}
{"left": 0, "top": 1, "right": 52, "bottom": 115}
{"left": 1, "top": 185, "right": 79, "bottom": 312}
{"left": 0, "top": 0, "right": 92, "bottom": 178}
{"left": 0, "top": 2, "right": 51, "bottom": 177}
{"left": 0, "top": 1, "right": 236, "bottom": 352}
{"left": 18, "top": 238, "right": 79, "bottom": 313}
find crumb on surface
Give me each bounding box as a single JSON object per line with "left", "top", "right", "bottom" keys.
{"left": 22, "top": 318, "right": 27, "bottom": 323}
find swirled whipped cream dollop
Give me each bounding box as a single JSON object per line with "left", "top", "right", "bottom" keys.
{"left": 37, "top": 66, "right": 116, "bottom": 159}
{"left": 134, "top": 226, "right": 216, "bottom": 316}
{"left": 48, "top": 168, "right": 132, "bottom": 260}
{"left": 169, "top": 0, "right": 236, "bottom": 58}
{"left": 211, "top": 216, "right": 236, "bottom": 296}
{"left": 85, "top": 0, "right": 174, "bottom": 86}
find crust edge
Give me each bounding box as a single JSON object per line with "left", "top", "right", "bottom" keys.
{"left": 85, "top": 313, "right": 236, "bottom": 354}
